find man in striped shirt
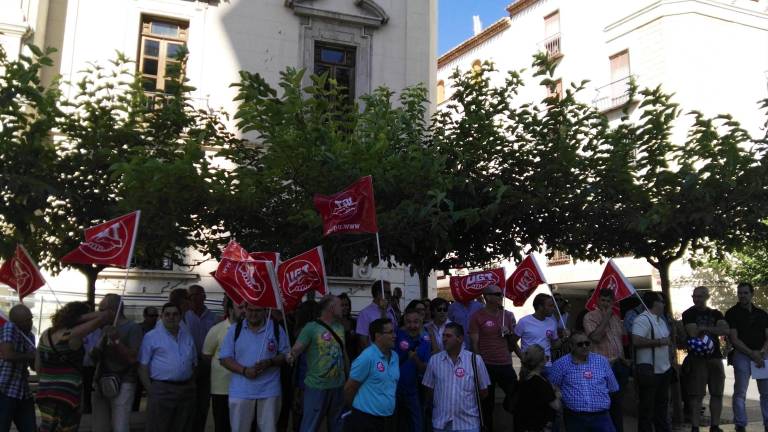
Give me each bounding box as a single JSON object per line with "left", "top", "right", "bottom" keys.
{"left": 423, "top": 322, "right": 490, "bottom": 432}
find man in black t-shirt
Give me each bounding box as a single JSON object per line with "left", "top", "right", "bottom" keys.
{"left": 725, "top": 282, "right": 768, "bottom": 432}
{"left": 682, "top": 286, "right": 729, "bottom": 432}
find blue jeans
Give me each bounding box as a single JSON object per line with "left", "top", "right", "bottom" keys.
{"left": 396, "top": 389, "right": 423, "bottom": 432}
{"left": 563, "top": 410, "right": 615, "bottom": 432}
{"left": 0, "top": 393, "right": 36, "bottom": 432}
{"left": 300, "top": 385, "right": 344, "bottom": 432}
{"left": 732, "top": 351, "right": 768, "bottom": 427}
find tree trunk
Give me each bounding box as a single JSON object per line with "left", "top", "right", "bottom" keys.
{"left": 658, "top": 259, "right": 673, "bottom": 317}
{"left": 81, "top": 266, "right": 103, "bottom": 308}
{"left": 418, "top": 268, "right": 430, "bottom": 300}
{"left": 653, "top": 258, "right": 684, "bottom": 424}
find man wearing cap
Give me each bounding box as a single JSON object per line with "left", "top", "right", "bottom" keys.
{"left": 468, "top": 284, "right": 518, "bottom": 431}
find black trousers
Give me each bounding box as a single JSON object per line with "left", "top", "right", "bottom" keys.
{"left": 146, "top": 380, "right": 197, "bottom": 432}
{"left": 210, "top": 394, "right": 230, "bottom": 432}
{"left": 482, "top": 363, "right": 518, "bottom": 432}
{"left": 342, "top": 409, "right": 395, "bottom": 432}
{"left": 637, "top": 369, "right": 672, "bottom": 432}
{"left": 610, "top": 360, "right": 631, "bottom": 432}
{"left": 194, "top": 363, "right": 211, "bottom": 432}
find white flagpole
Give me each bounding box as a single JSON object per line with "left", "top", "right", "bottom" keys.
{"left": 374, "top": 232, "right": 385, "bottom": 298}
{"left": 114, "top": 211, "right": 141, "bottom": 327}
{"left": 547, "top": 284, "right": 568, "bottom": 329}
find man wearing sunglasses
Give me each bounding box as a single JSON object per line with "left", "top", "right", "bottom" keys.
{"left": 425, "top": 298, "right": 451, "bottom": 351}
{"left": 549, "top": 332, "right": 619, "bottom": 431}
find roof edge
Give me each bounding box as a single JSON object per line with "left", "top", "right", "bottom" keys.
{"left": 437, "top": 17, "right": 510, "bottom": 69}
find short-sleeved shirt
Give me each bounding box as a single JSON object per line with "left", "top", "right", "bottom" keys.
{"left": 202, "top": 319, "right": 233, "bottom": 395}
{"left": 548, "top": 353, "right": 619, "bottom": 413}
{"left": 725, "top": 303, "right": 768, "bottom": 351}
{"left": 349, "top": 344, "right": 399, "bottom": 416}
{"left": 139, "top": 324, "right": 197, "bottom": 382}
{"left": 682, "top": 306, "right": 725, "bottom": 358}
{"left": 395, "top": 329, "right": 432, "bottom": 391}
{"left": 422, "top": 349, "right": 490, "bottom": 430}
{"left": 0, "top": 322, "right": 35, "bottom": 399}
{"left": 186, "top": 308, "right": 219, "bottom": 354}
{"left": 219, "top": 320, "right": 289, "bottom": 400}
{"left": 448, "top": 301, "right": 484, "bottom": 349}
{"left": 355, "top": 303, "right": 398, "bottom": 338}
{"left": 631, "top": 311, "right": 671, "bottom": 374}
{"left": 297, "top": 321, "right": 346, "bottom": 390}
{"left": 583, "top": 310, "right": 624, "bottom": 361}
{"left": 514, "top": 314, "right": 559, "bottom": 363}
{"left": 469, "top": 308, "right": 515, "bottom": 366}
{"left": 95, "top": 320, "right": 144, "bottom": 383}
{"left": 514, "top": 374, "right": 556, "bottom": 430}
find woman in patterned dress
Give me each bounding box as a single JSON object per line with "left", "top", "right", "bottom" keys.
{"left": 35, "top": 302, "right": 109, "bottom": 432}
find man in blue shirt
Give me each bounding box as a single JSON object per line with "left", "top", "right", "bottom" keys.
{"left": 548, "top": 331, "right": 619, "bottom": 432}
{"left": 220, "top": 304, "right": 289, "bottom": 432}
{"left": 395, "top": 309, "right": 434, "bottom": 432}
{"left": 138, "top": 302, "right": 198, "bottom": 432}
{"left": 344, "top": 318, "right": 399, "bottom": 432}
{"left": 448, "top": 298, "right": 483, "bottom": 349}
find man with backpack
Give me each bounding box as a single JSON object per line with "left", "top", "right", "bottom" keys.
{"left": 219, "top": 305, "right": 289, "bottom": 432}
{"left": 286, "top": 295, "right": 348, "bottom": 432}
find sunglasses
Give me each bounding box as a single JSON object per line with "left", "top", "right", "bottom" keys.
{"left": 485, "top": 293, "right": 502, "bottom": 297}
{"left": 575, "top": 341, "right": 591, "bottom": 348}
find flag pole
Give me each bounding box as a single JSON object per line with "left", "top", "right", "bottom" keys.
{"left": 547, "top": 285, "right": 568, "bottom": 329}
{"left": 114, "top": 211, "right": 140, "bottom": 327}
{"left": 375, "top": 232, "right": 384, "bottom": 298}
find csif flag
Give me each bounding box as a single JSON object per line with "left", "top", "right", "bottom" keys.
{"left": 585, "top": 259, "right": 636, "bottom": 314}
{"left": 450, "top": 268, "right": 505, "bottom": 304}
{"left": 214, "top": 241, "right": 281, "bottom": 309}
{"left": 249, "top": 251, "right": 280, "bottom": 269}
{"left": 313, "top": 176, "right": 378, "bottom": 236}
{"left": 277, "top": 246, "right": 328, "bottom": 312}
{"left": 0, "top": 245, "right": 46, "bottom": 300}
{"left": 504, "top": 255, "right": 547, "bottom": 306}
{"left": 61, "top": 211, "right": 140, "bottom": 268}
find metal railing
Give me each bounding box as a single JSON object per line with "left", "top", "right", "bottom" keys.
{"left": 593, "top": 75, "right": 634, "bottom": 112}
{"left": 539, "top": 33, "right": 563, "bottom": 58}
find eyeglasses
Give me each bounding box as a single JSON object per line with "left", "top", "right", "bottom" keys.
{"left": 575, "top": 341, "right": 591, "bottom": 348}
{"left": 435, "top": 307, "right": 448, "bottom": 312}
{"left": 485, "top": 293, "right": 502, "bottom": 297}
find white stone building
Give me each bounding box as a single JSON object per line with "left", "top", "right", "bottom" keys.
{"left": 436, "top": 0, "right": 768, "bottom": 317}
{"left": 1, "top": 0, "right": 437, "bottom": 326}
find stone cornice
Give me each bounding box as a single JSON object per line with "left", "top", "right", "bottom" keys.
{"left": 285, "top": 0, "right": 389, "bottom": 27}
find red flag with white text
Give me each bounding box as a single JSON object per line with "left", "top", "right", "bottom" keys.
{"left": 215, "top": 258, "right": 280, "bottom": 309}
{"left": 450, "top": 268, "right": 506, "bottom": 304}
{"left": 585, "top": 259, "right": 636, "bottom": 314}
{"left": 504, "top": 255, "right": 547, "bottom": 306}
{"left": 249, "top": 251, "right": 280, "bottom": 269}
{"left": 277, "top": 246, "right": 328, "bottom": 312}
{"left": 313, "top": 176, "right": 378, "bottom": 236}
{"left": 61, "top": 211, "right": 140, "bottom": 268}
{"left": 210, "top": 271, "right": 245, "bottom": 306}
{"left": 0, "top": 245, "right": 46, "bottom": 300}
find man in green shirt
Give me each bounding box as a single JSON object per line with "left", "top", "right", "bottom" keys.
{"left": 287, "top": 295, "right": 348, "bottom": 432}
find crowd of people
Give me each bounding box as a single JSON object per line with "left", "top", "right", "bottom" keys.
{"left": 0, "top": 280, "right": 767, "bottom": 432}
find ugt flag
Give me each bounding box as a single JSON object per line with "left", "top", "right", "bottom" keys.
{"left": 450, "top": 268, "right": 505, "bottom": 304}
{"left": 0, "top": 245, "right": 46, "bottom": 300}
{"left": 62, "top": 211, "right": 140, "bottom": 268}
{"left": 249, "top": 251, "right": 280, "bottom": 268}
{"left": 277, "top": 246, "right": 328, "bottom": 312}
{"left": 504, "top": 255, "right": 547, "bottom": 306}
{"left": 585, "top": 259, "right": 636, "bottom": 314}
{"left": 313, "top": 176, "right": 378, "bottom": 236}
{"left": 215, "top": 241, "right": 281, "bottom": 309}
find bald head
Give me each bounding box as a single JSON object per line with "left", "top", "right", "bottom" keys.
{"left": 9, "top": 304, "right": 33, "bottom": 333}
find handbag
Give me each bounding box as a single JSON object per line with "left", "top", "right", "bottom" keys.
{"left": 98, "top": 373, "right": 122, "bottom": 399}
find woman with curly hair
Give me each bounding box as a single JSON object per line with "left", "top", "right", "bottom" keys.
{"left": 35, "top": 301, "right": 109, "bottom": 432}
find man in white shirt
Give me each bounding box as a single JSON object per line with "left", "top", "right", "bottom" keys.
{"left": 512, "top": 294, "right": 567, "bottom": 366}
{"left": 632, "top": 291, "right": 672, "bottom": 432}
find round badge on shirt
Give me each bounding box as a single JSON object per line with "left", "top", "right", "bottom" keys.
{"left": 376, "top": 361, "right": 385, "bottom": 372}
{"left": 267, "top": 340, "right": 276, "bottom": 352}
{"left": 583, "top": 370, "right": 593, "bottom": 379}
{"left": 422, "top": 334, "right": 430, "bottom": 342}
{"left": 399, "top": 340, "right": 410, "bottom": 351}
{"left": 546, "top": 329, "right": 554, "bottom": 338}
{"left": 322, "top": 332, "right": 332, "bottom": 341}
{"left": 484, "top": 320, "right": 495, "bottom": 328}
{"left": 455, "top": 367, "right": 466, "bottom": 378}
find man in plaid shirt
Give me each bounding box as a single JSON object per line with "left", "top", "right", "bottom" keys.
{"left": 0, "top": 304, "right": 37, "bottom": 432}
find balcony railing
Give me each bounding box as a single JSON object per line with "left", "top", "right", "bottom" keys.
{"left": 593, "top": 75, "right": 634, "bottom": 112}
{"left": 538, "top": 33, "right": 563, "bottom": 59}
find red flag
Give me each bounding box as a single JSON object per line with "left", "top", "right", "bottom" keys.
{"left": 61, "top": 211, "right": 140, "bottom": 268}
{"left": 450, "top": 268, "right": 505, "bottom": 303}
{"left": 210, "top": 271, "right": 245, "bottom": 306}
{"left": 249, "top": 251, "right": 280, "bottom": 268}
{"left": 215, "top": 258, "right": 280, "bottom": 309}
{"left": 0, "top": 245, "right": 47, "bottom": 300}
{"left": 221, "top": 240, "right": 253, "bottom": 261}
{"left": 585, "top": 259, "right": 636, "bottom": 314}
{"left": 504, "top": 255, "right": 547, "bottom": 306}
{"left": 277, "top": 246, "right": 328, "bottom": 312}
{"left": 313, "top": 176, "right": 378, "bottom": 236}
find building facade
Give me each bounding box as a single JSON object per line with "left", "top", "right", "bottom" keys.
{"left": 1, "top": 0, "right": 437, "bottom": 324}
{"left": 436, "top": 0, "right": 768, "bottom": 316}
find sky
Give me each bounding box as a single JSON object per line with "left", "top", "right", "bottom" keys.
{"left": 438, "top": 0, "right": 510, "bottom": 56}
